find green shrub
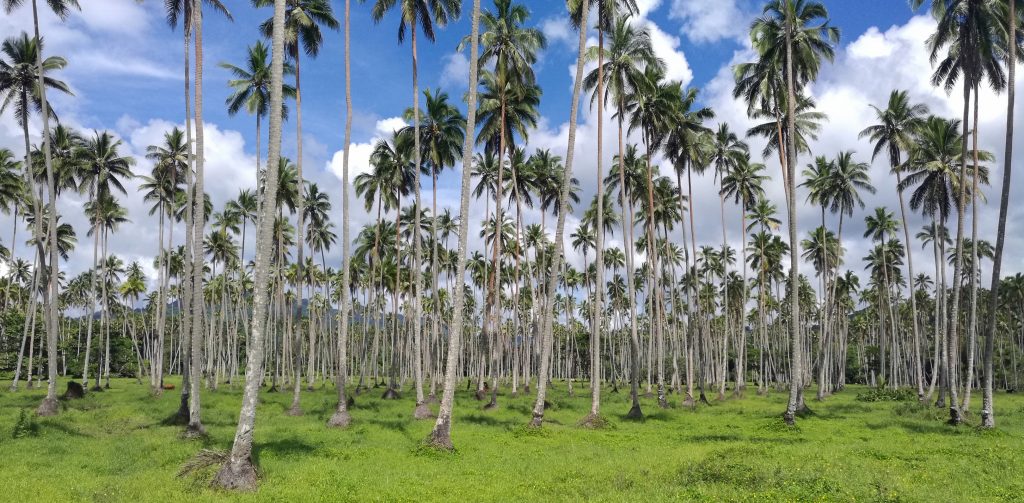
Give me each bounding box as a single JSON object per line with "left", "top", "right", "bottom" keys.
{"left": 856, "top": 386, "right": 916, "bottom": 402}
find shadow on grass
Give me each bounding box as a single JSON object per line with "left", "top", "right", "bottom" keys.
{"left": 37, "top": 420, "right": 93, "bottom": 438}
{"left": 687, "top": 433, "right": 743, "bottom": 443}
{"left": 252, "top": 437, "right": 319, "bottom": 464}
{"left": 461, "top": 413, "right": 518, "bottom": 428}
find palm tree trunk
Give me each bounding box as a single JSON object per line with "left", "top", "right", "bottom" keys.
{"left": 586, "top": 17, "right": 606, "bottom": 423}
{"left": 29, "top": 0, "right": 62, "bottom": 415}
{"left": 895, "top": 167, "right": 924, "bottom": 399}
{"left": 981, "top": 0, "right": 1014, "bottom": 428}
{"left": 945, "top": 82, "right": 971, "bottom": 425}
{"left": 962, "top": 83, "right": 981, "bottom": 412}
{"left": 410, "top": 26, "right": 430, "bottom": 419}
{"left": 782, "top": 13, "right": 803, "bottom": 425}
{"left": 290, "top": 46, "right": 310, "bottom": 416}
{"left": 213, "top": 0, "right": 287, "bottom": 488}
{"left": 185, "top": 2, "right": 207, "bottom": 437}
{"left": 427, "top": 0, "right": 481, "bottom": 449}
{"left": 328, "top": 0, "right": 355, "bottom": 429}
{"left": 530, "top": 0, "right": 589, "bottom": 427}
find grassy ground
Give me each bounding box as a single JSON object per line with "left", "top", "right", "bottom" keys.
{"left": 1, "top": 378, "right": 1022, "bottom": 502}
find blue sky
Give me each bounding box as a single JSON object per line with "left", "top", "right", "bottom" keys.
{"left": 65, "top": 0, "right": 917, "bottom": 156}
{"left": 2, "top": 0, "right": 1022, "bottom": 287}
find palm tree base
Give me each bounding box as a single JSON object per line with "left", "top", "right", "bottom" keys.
{"left": 36, "top": 397, "right": 59, "bottom": 416}
{"left": 425, "top": 420, "right": 454, "bottom": 451}
{"left": 681, "top": 395, "right": 696, "bottom": 409}
{"left": 577, "top": 413, "right": 609, "bottom": 429}
{"left": 327, "top": 409, "right": 351, "bottom": 429}
{"left": 413, "top": 403, "right": 435, "bottom": 420}
{"left": 625, "top": 404, "right": 643, "bottom": 421}
{"left": 183, "top": 422, "right": 206, "bottom": 439}
{"left": 212, "top": 458, "right": 258, "bottom": 492}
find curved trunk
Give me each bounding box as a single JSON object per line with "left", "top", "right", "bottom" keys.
{"left": 530, "top": 0, "right": 589, "bottom": 427}
{"left": 213, "top": 0, "right": 287, "bottom": 489}
{"left": 981, "top": 0, "right": 1014, "bottom": 428}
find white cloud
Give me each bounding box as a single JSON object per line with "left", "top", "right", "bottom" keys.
{"left": 375, "top": 117, "right": 408, "bottom": 136}
{"left": 541, "top": 16, "right": 574, "bottom": 49}
{"left": 439, "top": 52, "right": 470, "bottom": 88}
{"left": 669, "top": 0, "right": 754, "bottom": 44}
{"left": 643, "top": 19, "right": 694, "bottom": 86}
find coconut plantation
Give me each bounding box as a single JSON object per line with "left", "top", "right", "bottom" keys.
{"left": 1, "top": 0, "right": 1023, "bottom": 500}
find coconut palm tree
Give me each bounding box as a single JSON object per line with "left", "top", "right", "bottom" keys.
{"left": 860, "top": 89, "right": 928, "bottom": 397}
{"left": 720, "top": 153, "right": 767, "bottom": 395}
{"left": 583, "top": 14, "right": 657, "bottom": 415}
{"left": 981, "top": 0, "right": 1018, "bottom": 429}
{"left": 372, "top": 0, "right": 461, "bottom": 419}
{"left": 220, "top": 41, "right": 295, "bottom": 179}
{"left": 141, "top": 128, "right": 187, "bottom": 389}
{"left": 165, "top": 0, "right": 232, "bottom": 426}
{"left": 252, "top": 0, "right": 338, "bottom": 415}
{"left": 912, "top": 0, "right": 1007, "bottom": 425}
{"left": 327, "top": 0, "right": 357, "bottom": 428}
{"left": 528, "top": 0, "right": 589, "bottom": 428}
{"left": 3, "top": 0, "right": 80, "bottom": 414}
{"left": 75, "top": 131, "right": 134, "bottom": 391}
{"left": 749, "top": 0, "right": 838, "bottom": 425}
{"left": 213, "top": 0, "right": 281, "bottom": 489}
{"left": 575, "top": 0, "right": 638, "bottom": 425}
{"left": 403, "top": 88, "right": 464, "bottom": 401}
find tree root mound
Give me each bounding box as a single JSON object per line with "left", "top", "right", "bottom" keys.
{"left": 36, "top": 397, "right": 59, "bottom": 416}
{"left": 327, "top": 410, "right": 351, "bottom": 428}
{"left": 413, "top": 403, "right": 435, "bottom": 420}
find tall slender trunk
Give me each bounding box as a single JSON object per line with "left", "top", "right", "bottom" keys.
{"left": 619, "top": 105, "right": 643, "bottom": 418}
{"left": 426, "top": 0, "right": 481, "bottom": 450}
{"left": 945, "top": 82, "right": 971, "bottom": 425}
{"left": 981, "top": 0, "right": 1014, "bottom": 428}
{"left": 782, "top": 13, "right": 803, "bottom": 425}
{"left": 962, "top": 84, "right": 980, "bottom": 412}
{"left": 28, "top": 0, "right": 62, "bottom": 415}
{"left": 214, "top": 0, "right": 287, "bottom": 489}
{"left": 290, "top": 46, "right": 309, "bottom": 415}
{"left": 185, "top": 3, "right": 207, "bottom": 437}
{"left": 410, "top": 27, "right": 430, "bottom": 419}
{"left": 586, "top": 15, "right": 606, "bottom": 423}
{"left": 530, "top": 0, "right": 589, "bottom": 427}
{"left": 328, "top": 0, "right": 354, "bottom": 429}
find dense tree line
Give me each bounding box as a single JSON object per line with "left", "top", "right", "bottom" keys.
{"left": 1, "top": 0, "right": 1022, "bottom": 491}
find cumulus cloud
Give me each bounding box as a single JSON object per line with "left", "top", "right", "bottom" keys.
{"left": 669, "top": 0, "right": 755, "bottom": 44}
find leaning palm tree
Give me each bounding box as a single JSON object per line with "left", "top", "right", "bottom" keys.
{"left": 529, "top": 0, "right": 590, "bottom": 428}
{"left": 981, "top": 0, "right": 1017, "bottom": 429}
{"left": 253, "top": 0, "right": 338, "bottom": 416}
{"left": 372, "top": 0, "right": 461, "bottom": 420}
{"left": 912, "top": 0, "right": 1006, "bottom": 425}
{"left": 860, "top": 90, "right": 926, "bottom": 399}
{"left": 213, "top": 0, "right": 282, "bottom": 490}
{"left": 0, "top": 26, "right": 73, "bottom": 410}
{"left": 3, "top": 0, "right": 79, "bottom": 403}
{"left": 426, "top": 0, "right": 479, "bottom": 450}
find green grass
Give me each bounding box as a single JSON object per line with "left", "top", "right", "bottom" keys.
{"left": 2, "top": 378, "right": 1023, "bottom": 502}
